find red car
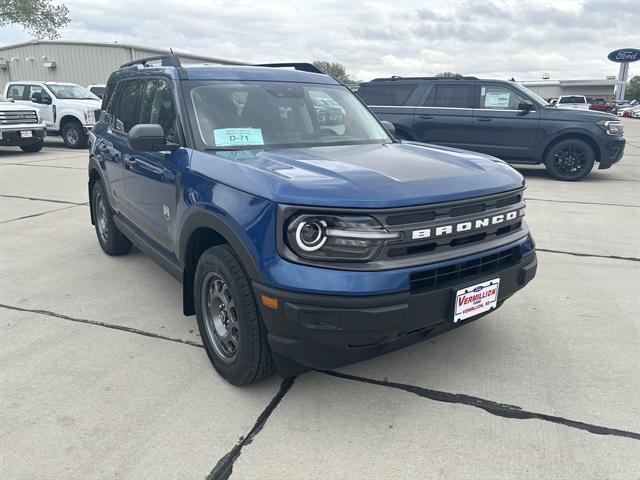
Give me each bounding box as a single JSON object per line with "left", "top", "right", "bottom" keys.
{"left": 589, "top": 98, "right": 615, "bottom": 112}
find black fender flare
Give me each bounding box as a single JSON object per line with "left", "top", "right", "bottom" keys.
{"left": 178, "top": 209, "right": 263, "bottom": 282}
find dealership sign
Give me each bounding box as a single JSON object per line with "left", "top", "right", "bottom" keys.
{"left": 607, "top": 48, "right": 640, "bottom": 63}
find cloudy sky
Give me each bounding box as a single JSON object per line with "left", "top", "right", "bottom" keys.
{"left": 1, "top": 0, "right": 638, "bottom": 81}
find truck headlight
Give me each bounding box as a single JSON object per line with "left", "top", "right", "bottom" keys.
{"left": 597, "top": 120, "right": 623, "bottom": 136}
{"left": 285, "top": 214, "right": 401, "bottom": 261}
{"left": 84, "top": 107, "right": 97, "bottom": 125}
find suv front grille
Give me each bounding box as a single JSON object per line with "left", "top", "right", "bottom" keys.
{"left": 409, "top": 246, "right": 521, "bottom": 293}
{"left": 0, "top": 110, "right": 38, "bottom": 125}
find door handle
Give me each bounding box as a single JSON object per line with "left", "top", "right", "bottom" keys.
{"left": 123, "top": 155, "right": 137, "bottom": 168}
{"left": 419, "top": 115, "right": 434, "bottom": 120}
{"left": 476, "top": 117, "right": 492, "bottom": 122}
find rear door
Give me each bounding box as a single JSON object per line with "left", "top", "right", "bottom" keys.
{"left": 357, "top": 82, "right": 422, "bottom": 139}
{"left": 469, "top": 83, "right": 539, "bottom": 160}
{"left": 411, "top": 83, "right": 474, "bottom": 147}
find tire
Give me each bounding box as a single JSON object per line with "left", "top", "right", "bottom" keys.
{"left": 195, "top": 245, "right": 274, "bottom": 385}
{"left": 62, "top": 122, "right": 88, "bottom": 149}
{"left": 544, "top": 138, "right": 595, "bottom": 181}
{"left": 20, "top": 140, "right": 44, "bottom": 152}
{"left": 91, "top": 181, "right": 133, "bottom": 255}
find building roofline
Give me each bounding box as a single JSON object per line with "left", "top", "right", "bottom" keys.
{"left": 0, "top": 39, "right": 246, "bottom": 65}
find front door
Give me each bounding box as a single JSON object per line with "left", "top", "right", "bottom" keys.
{"left": 122, "top": 78, "right": 183, "bottom": 253}
{"left": 411, "top": 83, "right": 474, "bottom": 148}
{"left": 25, "top": 85, "right": 55, "bottom": 128}
{"left": 469, "top": 84, "right": 540, "bottom": 160}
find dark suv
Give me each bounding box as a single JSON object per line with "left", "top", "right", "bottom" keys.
{"left": 358, "top": 77, "right": 626, "bottom": 180}
{"left": 89, "top": 57, "right": 536, "bottom": 385}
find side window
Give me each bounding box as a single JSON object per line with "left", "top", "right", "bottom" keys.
{"left": 358, "top": 84, "right": 416, "bottom": 106}
{"left": 479, "top": 85, "right": 526, "bottom": 110}
{"left": 6, "top": 84, "right": 26, "bottom": 100}
{"left": 139, "top": 79, "right": 178, "bottom": 143}
{"left": 113, "top": 80, "right": 143, "bottom": 133}
{"left": 425, "top": 84, "right": 473, "bottom": 108}
{"left": 27, "top": 85, "right": 51, "bottom": 102}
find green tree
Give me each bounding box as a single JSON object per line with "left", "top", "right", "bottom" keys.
{"left": 0, "top": 0, "right": 70, "bottom": 39}
{"left": 435, "top": 72, "right": 462, "bottom": 78}
{"left": 625, "top": 75, "right": 640, "bottom": 100}
{"left": 313, "top": 61, "right": 355, "bottom": 83}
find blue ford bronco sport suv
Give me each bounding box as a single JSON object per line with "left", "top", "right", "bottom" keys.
{"left": 358, "top": 77, "right": 626, "bottom": 181}
{"left": 89, "top": 56, "right": 537, "bottom": 385}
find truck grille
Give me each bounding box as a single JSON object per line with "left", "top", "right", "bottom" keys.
{"left": 0, "top": 110, "right": 38, "bottom": 125}
{"left": 409, "top": 246, "right": 521, "bottom": 293}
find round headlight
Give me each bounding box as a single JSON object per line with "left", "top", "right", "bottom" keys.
{"left": 295, "top": 220, "right": 327, "bottom": 251}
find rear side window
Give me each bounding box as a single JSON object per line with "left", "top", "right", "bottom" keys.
{"left": 113, "top": 80, "right": 143, "bottom": 133}
{"left": 6, "top": 84, "right": 27, "bottom": 100}
{"left": 358, "top": 84, "right": 416, "bottom": 106}
{"left": 425, "top": 84, "right": 473, "bottom": 108}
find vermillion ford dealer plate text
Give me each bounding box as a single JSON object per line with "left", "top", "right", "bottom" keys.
{"left": 454, "top": 278, "right": 500, "bottom": 323}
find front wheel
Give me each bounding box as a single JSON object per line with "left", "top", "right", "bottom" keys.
{"left": 20, "top": 140, "right": 44, "bottom": 152}
{"left": 544, "top": 139, "right": 595, "bottom": 181}
{"left": 62, "top": 122, "right": 88, "bottom": 149}
{"left": 195, "top": 245, "right": 274, "bottom": 385}
{"left": 91, "top": 181, "right": 132, "bottom": 255}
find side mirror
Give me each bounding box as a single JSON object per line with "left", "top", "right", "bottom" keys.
{"left": 128, "top": 124, "right": 179, "bottom": 152}
{"left": 42, "top": 96, "right": 52, "bottom": 105}
{"left": 31, "top": 92, "right": 42, "bottom": 103}
{"left": 518, "top": 102, "right": 534, "bottom": 112}
{"left": 380, "top": 120, "right": 396, "bottom": 136}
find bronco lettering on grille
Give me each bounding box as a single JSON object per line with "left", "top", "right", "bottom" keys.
{"left": 411, "top": 210, "right": 521, "bottom": 240}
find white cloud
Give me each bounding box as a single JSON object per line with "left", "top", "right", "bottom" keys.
{"left": 1, "top": 0, "right": 638, "bottom": 81}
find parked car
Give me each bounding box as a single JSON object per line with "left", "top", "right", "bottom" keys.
{"left": 4, "top": 81, "right": 101, "bottom": 148}
{"left": 619, "top": 105, "right": 640, "bottom": 118}
{"left": 88, "top": 56, "right": 537, "bottom": 385}
{"left": 87, "top": 84, "right": 106, "bottom": 99}
{"left": 358, "top": 76, "right": 625, "bottom": 180}
{"left": 555, "top": 95, "right": 590, "bottom": 110}
{"left": 0, "top": 93, "right": 47, "bottom": 152}
{"left": 617, "top": 100, "right": 639, "bottom": 117}
{"left": 589, "top": 98, "right": 615, "bottom": 112}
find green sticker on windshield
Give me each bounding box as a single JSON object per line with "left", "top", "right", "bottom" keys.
{"left": 214, "top": 128, "right": 264, "bottom": 147}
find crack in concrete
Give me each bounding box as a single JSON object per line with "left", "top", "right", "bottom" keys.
{"left": 324, "top": 371, "right": 640, "bottom": 441}
{"left": 0, "top": 194, "right": 85, "bottom": 205}
{"left": 0, "top": 303, "right": 203, "bottom": 348}
{"left": 0, "top": 203, "right": 87, "bottom": 224}
{"left": 0, "top": 162, "right": 84, "bottom": 170}
{"left": 207, "top": 377, "right": 296, "bottom": 480}
{"left": 537, "top": 248, "right": 639, "bottom": 263}
{"left": 525, "top": 197, "right": 639, "bottom": 208}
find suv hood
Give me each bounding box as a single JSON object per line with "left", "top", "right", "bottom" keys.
{"left": 0, "top": 102, "right": 38, "bottom": 112}
{"left": 542, "top": 106, "right": 618, "bottom": 122}
{"left": 190, "top": 142, "right": 524, "bottom": 208}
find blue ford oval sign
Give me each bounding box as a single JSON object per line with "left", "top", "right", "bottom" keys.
{"left": 608, "top": 48, "right": 640, "bottom": 63}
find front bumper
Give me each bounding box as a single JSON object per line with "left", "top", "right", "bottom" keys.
{"left": 0, "top": 125, "right": 46, "bottom": 146}
{"left": 255, "top": 248, "right": 537, "bottom": 373}
{"left": 598, "top": 137, "right": 625, "bottom": 169}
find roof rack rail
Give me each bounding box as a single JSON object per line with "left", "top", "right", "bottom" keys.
{"left": 253, "top": 63, "right": 323, "bottom": 74}
{"left": 370, "top": 76, "right": 479, "bottom": 81}
{"left": 120, "top": 54, "right": 182, "bottom": 69}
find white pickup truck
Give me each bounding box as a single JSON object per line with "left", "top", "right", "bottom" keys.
{"left": 0, "top": 94, "right": 47, "bottom": 152}
{"left": 4, "top": 81, "right": 101, "bottom": 149}
{"left": 555, "top": 95, "right": 590, "bottom": 110}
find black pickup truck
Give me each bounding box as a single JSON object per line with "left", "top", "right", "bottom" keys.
{"left": 358, "top": 77, "right": 626, "bottom": 181}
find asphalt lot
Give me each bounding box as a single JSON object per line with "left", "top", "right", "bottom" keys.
{"left": 1, "top": 121, "right": 639, "bottom": 479}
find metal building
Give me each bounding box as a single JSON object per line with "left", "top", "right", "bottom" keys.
{"left": 0, "top": 40, "right": 245, "bottom": 90}
{"left": 520, "top": 79, "right": 617, "bottom": 101}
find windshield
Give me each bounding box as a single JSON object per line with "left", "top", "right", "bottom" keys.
{"left": 514, "top": 84, "right": 548, "bottom": 106}
{"left": 185, "top": 81, "right": 389, "bottom": 150}
{"left": 48, "top": 84, "right": 99, "bottom": 100}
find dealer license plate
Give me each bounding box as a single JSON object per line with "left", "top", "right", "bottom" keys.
{"left": 453, "top": 278, "right": 500, "bottom": 323}
{"left": 20, "top": 130, "right": 33, "bottom": 138}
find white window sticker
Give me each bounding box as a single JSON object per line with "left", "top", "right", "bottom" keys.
{"left": 484, "top": 91, "right": 511, "bottom": 108}
{"left": 213, "top": 128, "right": 264, "bottom": 147}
